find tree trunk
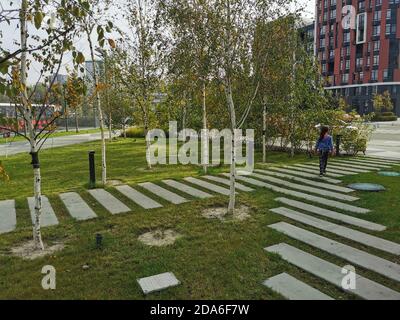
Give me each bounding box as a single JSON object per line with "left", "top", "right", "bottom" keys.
{"left": 87, "top": 30, "right": 107, "bottom": 185}
{"left": 262, "top": 103, "right": 267, "bottom": 163}
{"left": 144, "top": 110, "right": 152, "bottom": 169}
{"left": 20, "top": 0, "right": 44, "bottom": 250}
{"left": 109, "top": 113, "right": 112, "bottom": 140}
{"left": 202, "top": 82, "right": 208, "bottom": 174}
{"left": 225, "top": 79, "right": 236, "bottom": 214}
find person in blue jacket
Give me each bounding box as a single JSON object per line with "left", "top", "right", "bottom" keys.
{"left": 315, "top": 126, "right": 334, "bottom": 177}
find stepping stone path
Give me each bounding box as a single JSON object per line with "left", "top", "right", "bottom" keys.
{"left": 254, "top": 169, "right": 353, "bottom": 193}
{"left": 139, "top": 182, "right": 188, "bottom": 205}
{"left": 269, "top": 222, "right": 400, "bottom": 282}
{"left": 28, "top": 196, "right": 59, "bottom": 227}
{"left": 249, "top": 172, "right": 358, "bottom": 201}
{"left": 263, "top": 272, "right": 334, "bottom": 300}
{"left": 289, "top": 164, "right": 345, "bottom": 177}
{"left": 115, "top": 185, "right": 162, "bottom": 209}
{"left": 351, "top": 159, "right": 398, "bottom": 166}
{"left": 184, "top": 177, "right": 232, "bottom": 195}
{"left": 0, "top": 200, "right": 16, "bottom": 234}
{"left": 270, "top": 207, "right": 400, "bottom": 255}
{"left": 162, "top": 180, "right": 213, "bottom": 199}
{"left": 268, "top": 167, "right": 342, "bottom": 184}
{"left": 202, "top": 175, "right": 254, "bottom": 192}
{"left": 299, "top": 163, "right": 367, "bottom": 174}
{"left": 60, "top": 192, "right": 97, "bottom": 220}
{"left": 275, "top": 197, "right": 386, "bottom": 231}
{"left": 265, "top": 243, "right": 400, "bottom": 300}
{"left": 226, "top": 174, "right": 370, "bottom": 214}
{"left": 88, "top": 189, "right": 130, "bottom": 215}
{"left": 137, "top": 272, "right": 181, "bottom": 295}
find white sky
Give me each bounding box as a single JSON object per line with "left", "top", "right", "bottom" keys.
{"left": 1, "top": 0, "right": 316, "bottom": 84}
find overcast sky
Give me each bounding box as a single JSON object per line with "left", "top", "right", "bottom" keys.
{"left": 1, "top": 0, "right": 316, "bottom": 84}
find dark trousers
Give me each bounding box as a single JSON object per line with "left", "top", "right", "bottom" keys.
{"left": 319, "top": 150, "right": 329, "bottom": 174}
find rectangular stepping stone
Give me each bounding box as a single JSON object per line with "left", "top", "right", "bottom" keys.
{"left": 203, "top": 175, "right": 254, "bottom": 192}
{"left": 88, "top": 189, "right": 130, "bottom": 215}
{"left": 265, "top": 243, "right": 400, "bottom": 300}
{"left": 331, "top": 160, "right": 387, "bottom": 170}
{"left": 162, "top": 180, "right": 213, "bottom": 199}
{"left": 227, "top": 175, "right": 370, "bottom": 214}
{"left": 271, "top": 207, "right": 400, "bottom": 255}
{"left": 183, "top": 177, "right": 232, "bottom": 195}
{"left": 275, "top": 197, "right": 386, "bottom": 231}
{"left": 307, "top": 162, "right": 371, "bottom": 174}
{"left": 348, "top": 159, "right": 392, "bottom": 168}
{"left": 363, "top": 157, "right": 400, "bottom": 164}
{"left": 298, "top": 163, "right": 365, "bottom": 174}
{"left": 60, "top": 192, "right": 97, "bottom": 220}
{"left": 28, "top": 196, "right": 59, "bottom": 227}
{"left": 0, "top": 200, "right": 16, "bottom": 234}
{"left": 262, "top": 272, "right": 334, "bottom": 300}
{"left": 254, "top": 169, "right": 354, "bottom": 193}
{"left": 268, "top": 167, "right": 342, "bottom": 184}
{"left": 288, "top": 164, "right": 344, "bottom": 177}
{"left": 249, "top": 173, "right": 358, "bottom": 201}
{"left": 268, "top": 222, "right": 400, "bottom": 282}
{"left": 139, "top": 182, "right": 188, "bottom": 205}
{"left": 115, "top": 185, "right": 162, "bottom": 209}
{"left": 137, "top": 272, "right": 180, "bottom": 295}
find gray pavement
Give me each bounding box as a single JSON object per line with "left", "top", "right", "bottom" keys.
{"left": 367, "top": 119, "right": 400, "bottom": 160}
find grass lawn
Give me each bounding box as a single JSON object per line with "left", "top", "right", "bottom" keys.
{"left": 0, "top": 138, "right": 399, "bottom": 299}
{"left": 0, "top": 128, "right": 101, "bottom": 144}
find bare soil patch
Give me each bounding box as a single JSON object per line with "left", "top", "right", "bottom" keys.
{"left": 138, "top": 229, "right": 182, "bottom": 247}
{"left": 201, "top": 205, "right": 251, "bottom": 221}
{"left": 10, "top": 240, "right": 65, "bottom": 260}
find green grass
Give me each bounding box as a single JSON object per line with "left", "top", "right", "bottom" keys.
{"left": 0, "top": 138, "right": 400, "bottom": 299}
{"left": 0, "top": 128, "right": 101, "bottom": 144}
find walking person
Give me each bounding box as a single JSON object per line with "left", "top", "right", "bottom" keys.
{"left": 315, "top": 126, "right": 334, "bottom": 177}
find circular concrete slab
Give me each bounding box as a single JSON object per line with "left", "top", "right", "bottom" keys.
{"left": 348, "top": 183, "right": 386, "bottom": 192}
{"left": 378, "top": 171, "right": 400, "bottom": 177}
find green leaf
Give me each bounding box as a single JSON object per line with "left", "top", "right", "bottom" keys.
{"left": 34, "top": 11, "right": 44, "bottom": 29}
{"left": 76, "top": 52, "right": 85, "bottom": 64}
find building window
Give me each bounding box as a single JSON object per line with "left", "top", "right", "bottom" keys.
{"left": 386, "top": 10, "right": 392, "bottom": 20}
{"left": 373, "top": 41, "right": 380, "bottom": 51}
{"left": 373, "top": 10, "right": 381, "bottom": 22}
{"left": 345, "top": 59, "right": 350, "bottom": 69}
{"left": 359, "top": 72, "right": 364, "bottom": 81}
{"left": 383, "top": 69, "right": 389, "bottom": 80}
{"left": 371, "top": 70, "right": 378, "bottom": 81}
{"left": 342, "top": 73, "right": 349, "bottom": 83}
{"left": 372, "top": 25, "right": 381, "bottom": 37}
{"left": 356, "top": 13, "right": 367, "bottom": 44}
{"left": 373, "top": 55, "right": 380, "bottom": 66}
{"left": 343, "top": 32, "right": 350, "bottom": 43}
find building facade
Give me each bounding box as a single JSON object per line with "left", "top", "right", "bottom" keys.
{"left": 308, "top": 0, "right": 400, "bottom": 116}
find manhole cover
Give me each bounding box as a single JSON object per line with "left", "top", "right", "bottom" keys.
{"left": 348, "top": 183, "right": 386, "bottom": 192}
{"left": 378, "top": 171, "right": 400, "bottom": 177}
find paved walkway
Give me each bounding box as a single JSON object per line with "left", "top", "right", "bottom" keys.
{"left": 1, "top": 156, "right": 400, "bottom": 299}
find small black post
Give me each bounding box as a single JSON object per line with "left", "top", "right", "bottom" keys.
{"left": 336, "top": 135, "right": 342, "bottom": 157}
{"left": 89, "top": 151, "right": 96, "bottom": 188}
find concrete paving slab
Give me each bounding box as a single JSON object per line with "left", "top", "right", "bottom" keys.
{"left": 254, "top": 169, "right": 354, "bottom": 193}
{"left": 331, "top": 160, "right": 388, "bottom": 170}
{"left": 60, "top": 192, "right": 97, "bottom": 220}
{"left": 225, "top": 175, "right": 370, "bottom": 214}
{"left": 271, "top": 207, "right": 400, "bottom": 255}
{"left": 268, "top": 222, "right": 400, "bottom": 282}
{"left": 137, "top": 272, "right": 180, "bottom": 295}
{"left": 115, "top": 185, "right": 163, "bottom": 209}
{"left": 299, "top": 163, "right": 367, "bottom": 174}
{"left": 262, "top": 272, "right": 334, "bottom": 300}
{"left": 162, "top": 180, "right": 213, "bottom": 199}
{"left": 0, "top": 200, "right": 16, "bottom": 234}
{"left": 268, "top": 167, "right": 342, "bottom": 183}
{"left": 250, "top": 173, "right": 358, "bottom": 201}
{"left": 351, "top": 159, "right": 396, "bottom": 167}
{"left": 275, "top": 197, "right": 386, "bottom": 231}
{"left": 203, "top": 175, "right": 254, "bottom": 192}
{"left": 289, "top": 164, "right": 345, "bottom": 177}
{"left": 139, "top": 182, "right": 188, "bottom": 205}
{"left": 28, "top": 196, "right": 59, "bottom": 227}
{"left": 88, "top": 189, "right": 130, "bottom": 214}
{"left": 183, "top": 177, "right": 232, "bottom": 195}
{"left": 265, "top": 243, "right": 400, "bottom": 300}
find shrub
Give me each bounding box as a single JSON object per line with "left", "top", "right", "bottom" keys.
{"left": 124, "top": 127, "right": 145, "bottom": 138}
{"left": 372, "top": 112, "right": 397, "bottom": 122}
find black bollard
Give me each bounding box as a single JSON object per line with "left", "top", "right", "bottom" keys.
{"left": 336, "top": 135, "right": 342, "bottom": 157}
{"left": 89, "top": 151, "right": 96, "bottom": 188}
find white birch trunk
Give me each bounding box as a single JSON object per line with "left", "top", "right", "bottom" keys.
{"left": 20, "top": 0, "right": 44, "bottom": 250}
{"left": 202, "top": 82, "right": 208, "bottom": 174}
{"left": 226, "top": 80, "right": 236, "bottom": 214}
{"left": 109, "top": 113, "right": 112, "bottom": 141}
{"left": 144, "top": 111, "right": 152, "bottom": 169}
{"left": 87, "top": 31, "right": 107, "bottom": 185}
{"left": 262, "top": 103, "right": 266, "bottom": 163}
